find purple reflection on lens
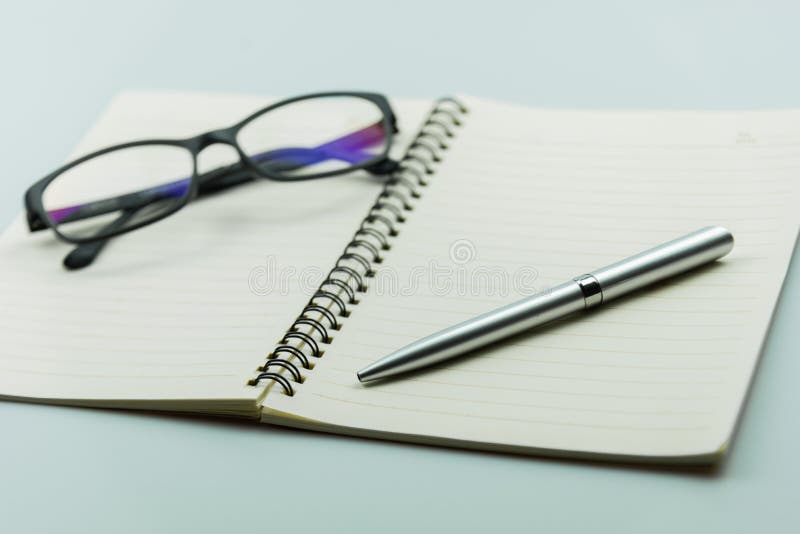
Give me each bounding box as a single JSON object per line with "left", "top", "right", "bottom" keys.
{"left": 319, "top": 122, "right": 386, "bottom": 163}
{"left": 48, "top": 177, "right": 191, "bottom": 224}
{"left": 250, "top": 122, "right": 386, "bottom": 169}
{"left": 48, "top": 205, "right": 82, "bottom": 224}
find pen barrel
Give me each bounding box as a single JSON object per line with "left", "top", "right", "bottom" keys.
{"left": 387, "top": 226, "right": 734, "bottom": 373}
{"left": 589, "top": 226, "right": 734, "bottom": 302}
{"left": 357, "top": 226, "right": 735, "bottom": 383}
{"left": 432, "top": 280, "right": 587, "bottom": 360}
{"left": 364, "top": 280, "right": 588, "bottom": 378}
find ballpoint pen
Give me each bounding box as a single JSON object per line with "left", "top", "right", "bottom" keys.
{"left": 357, "top": 226, "right": 734, "bottom": 383}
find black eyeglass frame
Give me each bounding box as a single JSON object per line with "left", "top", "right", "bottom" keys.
{"left": 24, "top": 91, "right": 399, "bottom": 246}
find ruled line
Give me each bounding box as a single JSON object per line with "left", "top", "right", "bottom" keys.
{"left": 0, "top": 365, "right": 238, "bottom": 380}
{"left": 309, "top": 393, "right": 710, "bottom": 432}
{"left": 338, "top": 325, "right": 742, "bottom": 344}
{"left": 318, "top": 374, "right": 722, "bottom": 401}
{"left": 332, "top": 340, "right": 735, "bottom": 358}
{"left": 316, "top": 378, "right": 714, "bottom": 416}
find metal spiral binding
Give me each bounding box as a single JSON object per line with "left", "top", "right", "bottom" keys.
{"left": 250, "top": 96, "right": 468, "bottom": 396}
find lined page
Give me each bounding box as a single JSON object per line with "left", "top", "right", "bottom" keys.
{"left": 264, "top": 96, "right": 800, "bottom": 459}
{"left": 0, "top": 91, "right": 430, "bottom": 416}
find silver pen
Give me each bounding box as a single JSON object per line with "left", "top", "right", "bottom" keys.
{"left": 357, "top": 226, "right": 734, "bottom": 383}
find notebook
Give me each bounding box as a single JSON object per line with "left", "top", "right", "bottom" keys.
{"left": 1, "top": 91, "right": 797, "bottom": 464}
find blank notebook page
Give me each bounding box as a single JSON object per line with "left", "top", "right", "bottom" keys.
{"left": 0, "top": 91, "right": 430, "bottom": 416}
{"left": 263, "top": 96, "right": 800, "bottom": 459}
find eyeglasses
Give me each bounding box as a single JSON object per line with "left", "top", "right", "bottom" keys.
{"left": 24, "top": 91, "right": 399, "bottom": 269}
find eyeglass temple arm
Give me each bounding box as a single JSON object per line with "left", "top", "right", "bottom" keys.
{"left": 29, "top": 164, "right": 258, "bottom": 234}
{"left": 55, "top": 161, "right": 293, "bottom": 269}
{"left": 58, "top": 166, "right": 259, "bottom": 268}
{"left": 34, "top": 160, "right": 269, "bottom": 230}
{"left": 32, "top": 180, "right": 191, "bottom": 230}
{"left": 62, "top": 208, "right": 140, "bottom": 269}
{"left": 53, "top": 156, "right": 400, "bottom": 269}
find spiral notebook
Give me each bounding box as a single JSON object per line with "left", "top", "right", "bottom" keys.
{"left": 1, "top": 91, "right": 798, "bottom": 464}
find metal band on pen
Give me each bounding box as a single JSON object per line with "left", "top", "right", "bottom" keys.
{"left": 574, "top": 274, "right": 603, "bottom": 309}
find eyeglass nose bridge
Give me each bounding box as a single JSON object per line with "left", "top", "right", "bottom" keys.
{"left": 193, "top": 128, "right": 239, "bottom": 152}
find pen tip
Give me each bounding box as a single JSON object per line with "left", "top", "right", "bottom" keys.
{"left": 357, "top": 365, "right": 381, "bottom": 383}
{"left": 357, "top": 347, "right": 415, "bottom": 383}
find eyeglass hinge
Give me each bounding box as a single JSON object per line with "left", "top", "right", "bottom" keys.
{"left": 26, "top": 211, "right": 47, "bottom": 232}
{"left": 366, "top": 158, "right": 400, "bottom": 176}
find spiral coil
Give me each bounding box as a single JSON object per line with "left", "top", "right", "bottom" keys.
{"left": 250, "top": 97, "right": 468, "bottom": 396}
